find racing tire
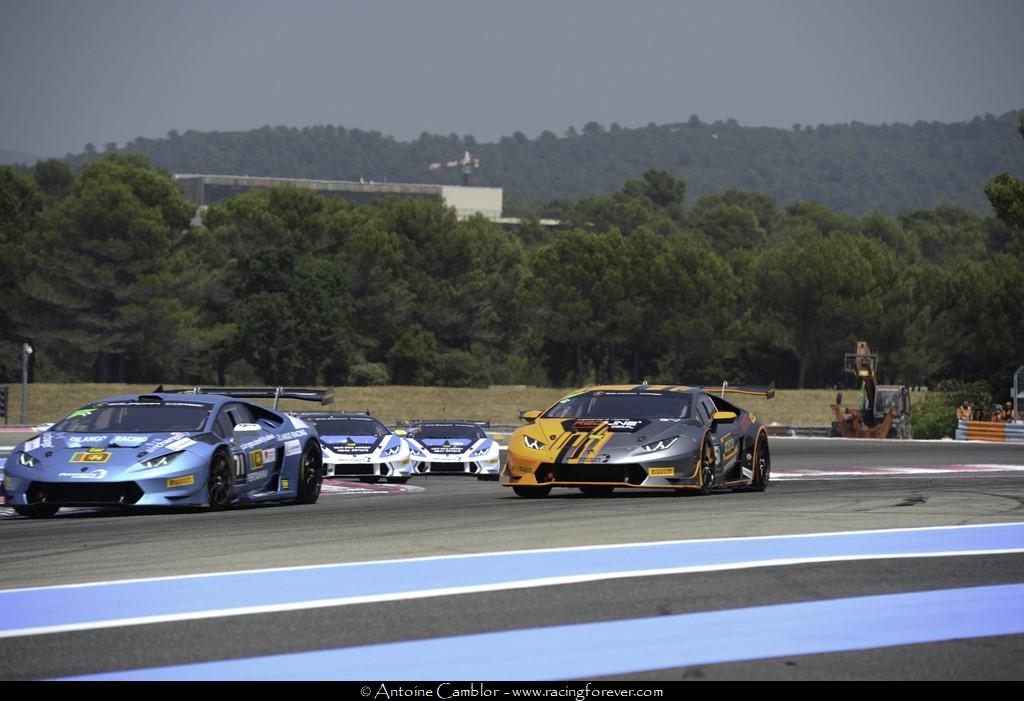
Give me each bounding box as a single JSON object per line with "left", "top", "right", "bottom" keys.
{"left": 295, "top": 442, "right": 323, "bottom": 504}
{"left": 207, "top": 450, "right": 233, "bottom": 511}
{"left": 12, "top": 503, "right": 60, "bottom": 518}
{"left": 750, "top": 433, "right": 770, "bottom": 492}
{"left": 578, "top": 485, "right": 615, "bottom": 497}
{"left": 512, "top": 485, "right": 552, "bottom": 499}
{"left": 697, "top": 435, "right": 716, "bottom": 496}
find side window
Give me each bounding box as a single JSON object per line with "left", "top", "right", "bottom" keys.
{"left": 213, "top": 403, "right": 257, "bottom": 438}
{"left": 214, "top": 407, "right": 236, "bottom": 438}
{"left": 700, "top": 397, "right": 717, "bottom": 423}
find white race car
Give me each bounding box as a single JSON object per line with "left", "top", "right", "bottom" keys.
{"left": 298, "top": 413, "right": 412, "bottom": 483}
{"left": 404, "top": 421, "right": 502, "bottom": 481}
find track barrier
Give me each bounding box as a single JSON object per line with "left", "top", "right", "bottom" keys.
{"left": 955, "top": 419, "right": 1024, "bottom": 443}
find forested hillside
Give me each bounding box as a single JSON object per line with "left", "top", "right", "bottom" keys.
{"left": 3, "top": 114, "right": 1023, "bottom": 396}
{"left": 63, "top": 111, "right": 1024, "bottom": 216}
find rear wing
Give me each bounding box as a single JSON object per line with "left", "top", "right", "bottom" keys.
{"left": 397, "top": 419, "right": 490, "bottom": 428}
{"left": 154, "top": 386, "right": 334, "bottom": 411}
{"left": 694, "top": 382, "right": 775, "bottom": 400}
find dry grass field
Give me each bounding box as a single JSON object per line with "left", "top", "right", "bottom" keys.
{"left": 2, "top": 383, "right": 933, "bottom": 428}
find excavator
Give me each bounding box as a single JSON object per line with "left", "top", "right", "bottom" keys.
{"left": 830, "top": 341, "right": 913, "bottom": 439}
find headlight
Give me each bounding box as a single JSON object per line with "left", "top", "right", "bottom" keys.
{"left": 142, "top": 451, "right": 183, "bottom": 469}
{"left": 523, "top": 435, "right": 546, "bottom": 450}
{"left": 470, "top": 446, "right": 492, "bottom": 458}
{"left": 640, "top": 436, "right": 679, "bottom": 453}
{"left": 381, "top": 444, "right": 401, "bottom": 457}
{"left": 18, "top": 452, "right": 38, "bottom": 467}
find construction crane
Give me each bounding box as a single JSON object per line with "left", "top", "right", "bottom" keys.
{"left": 428, "top": 150, "right": 480, "bottom": 186}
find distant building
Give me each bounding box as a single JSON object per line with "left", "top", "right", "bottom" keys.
{"left": 174, "top": 173, "right": 504, "bottom": 220}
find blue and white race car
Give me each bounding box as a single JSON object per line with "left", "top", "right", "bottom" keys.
{"left": 404, "top": 421, "right": 502, "bottom": 480}
{"left": 298, "top": 412, "right": 412, "bottom": 484}
{"left": 2, "top": 387, "right": 330, "bottom": 518}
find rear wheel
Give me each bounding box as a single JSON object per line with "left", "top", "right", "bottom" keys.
{"left": 207, "top": 451, "right": 233, "bottom": 510}
{"left": 697, "top": 436, "right": 716, "bottom": 495}
{"left": 513, "top": 485, "right": 552, "bottom": 499}
{"left": 750, "top": 433, "right": 770, "bottom": 492}
{"left": 295, "top": 442, "right": 323, "bottom": 504}
{"left": 578, "top": 485, "right": 615, "bottom": 497}
{"left": 12, "top": 503, "right": 60, "bottom": 518}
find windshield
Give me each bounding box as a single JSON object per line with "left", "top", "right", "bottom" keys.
{"left": 309, "top": 417, "right": 390, "bottom": 437}
{"left": 408, "top": 424, "right": 485, "bottom": 441}
{"left": 51, "top": 402, "right": 211, "bottom": 433}
{"left": 543, "top": 391, "right": 692, "bottom": 420}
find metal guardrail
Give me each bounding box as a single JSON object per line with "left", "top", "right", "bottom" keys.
{"left": 955, "top": 419, "right": 1024, "bottom": 443}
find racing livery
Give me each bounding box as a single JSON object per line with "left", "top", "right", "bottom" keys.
{"left": 502, "top": 384, "right": 772, "bottom": 498}
{"left": 298, "top": 412, "right": 412, "bottom": 483}
{"left": 2, "top": 387, "right": 331, "bottom": 518}
{"left": 404, "top": 421, "right": 502, "bottom": 480}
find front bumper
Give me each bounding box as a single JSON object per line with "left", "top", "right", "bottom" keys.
{"left": 501, "top": 453, "right": 701, "bottom": 490}
{"left": 322, "top": 454, "right": 412, "bottom": 478}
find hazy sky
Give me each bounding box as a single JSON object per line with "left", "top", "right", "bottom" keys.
{"left": 2, "top": 0, "right": 1022, "bottom": 158}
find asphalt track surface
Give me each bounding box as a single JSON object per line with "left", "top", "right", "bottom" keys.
{"left": 1, "top": 437, "right": 1022, "bottom": 680}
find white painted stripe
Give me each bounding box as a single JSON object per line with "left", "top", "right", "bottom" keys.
{"left": 2, "top": 521, "right": 1021, "bottom": 595}
{"left": 4, "top": 547, "right": 1023, "bottom": 639}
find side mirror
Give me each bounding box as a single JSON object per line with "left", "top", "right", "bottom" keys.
{"left": 711, "top": 411, "right": 738, "bottom": 423}
{"left": 519, "top": 410, "right": 542, "bottom": 422}
{"left": 232, "top": 422, "right": 262, "bottom": 445}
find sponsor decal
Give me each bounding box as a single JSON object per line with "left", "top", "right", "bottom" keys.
{"left": 144, "top": 433, "right": 188, "bottom": 452}
{"left": 113, "top": 435, "right": 148, "bottom": 447}
{"left": 165, "top": 437, "right": 196, "bottom": 451}
{"left": 70, "top": 451, "right": 111, "bottom": 463}
{"left": 41, "top": 433, "right": 54, "bottom": 448}
{"left": 241, "top": 435, "right": 274, "bottom": 450}
{"left": 23, "top": 437, "right": 41, "bottom": 452}
{"left": 515, "top": 466, "right": 534, "bottom": 475}
{"left": 649, "top": 467, "right": 675, "bottom": 477}
{"left": 571, "top": 419, "right": 604, "bottom": 431}
{"left": 280, "top": 429, "right": 309, "bottom": 441}
{"left": 66, "top": 409, "right": 95, "bottom": 419}
{"left": 68, "top": 435, "right": 109, "bottom": 446}
{"left": 167, "top": 475, "right": 195, "bottom": 488}
{"left": 251, "top": 449, "right": 264, "bottom": 469}
{"left": 57, "top": 469, "right": 108, "bottom": 480}
{"left": 741, "top": 467, "right": 753, "bottom": 479}
{"left": 281, "top": 479, "right": 290, "bottom": 489}
{"left": 606, "top": 419, "right": 645, "bottom": 432}
{"left": 284, "top": 439, "right": 302, "bottom": 456}
{"left": 247, "top": 469, "right": 268, "bottom": 483}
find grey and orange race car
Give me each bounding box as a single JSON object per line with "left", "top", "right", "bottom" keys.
{"left": 501, "top": 384, "right": 773, "bottom": 498}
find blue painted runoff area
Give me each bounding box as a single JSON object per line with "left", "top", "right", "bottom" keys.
{"left": 4, "top": 523, "right": 1024, "bottom": 636}
{"left": 67, "top": 583, "right": 1024, "bottom": 680}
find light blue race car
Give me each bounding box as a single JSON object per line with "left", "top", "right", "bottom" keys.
{"left": 2, "top": 387, "right": 331, "bottom": 518}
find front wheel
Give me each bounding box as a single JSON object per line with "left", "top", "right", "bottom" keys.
{"left": 697, "top": 435, "right": 716, "bottom": 495}
{"left": 750, "top": 434, "right": 770, "bottom": 492}
{"left": 295, "top": 442, "right": 323, "bottom": 504}
{"left": 12, "top": 503, "right": 60, "bottom": 518}
{"left": 207, "top": 451, "right": 233, "bottom": 511}
{"left": 512, "top": 485, "right": 552, "bottom": 499}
